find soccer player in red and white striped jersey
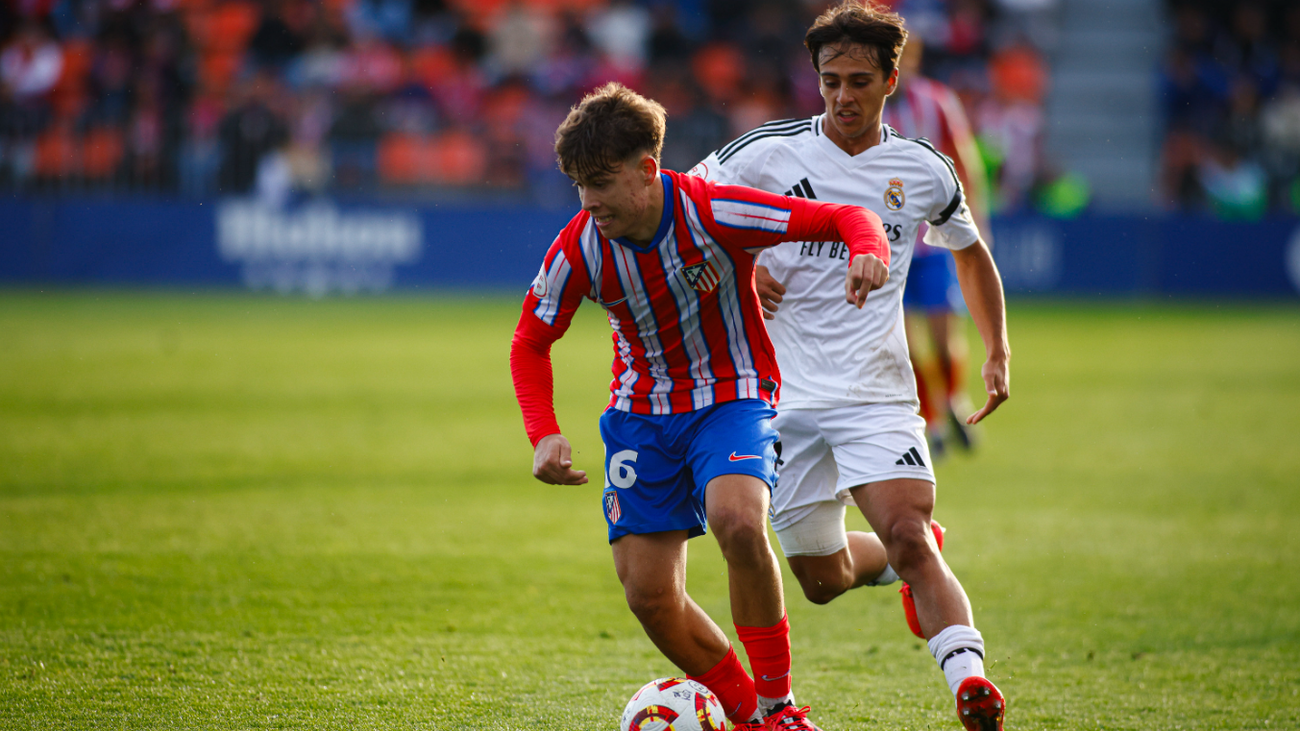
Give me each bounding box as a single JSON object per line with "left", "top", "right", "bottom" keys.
{"left": 510, "top": 83, "right": 890, "bottom": 730}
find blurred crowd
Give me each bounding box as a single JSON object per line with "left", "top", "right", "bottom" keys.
{"left": 0, "top": 0, "right": 1056, "bottom": 208}
{"left": 1159, "top": 1, "right": 1300, "bottom": 218}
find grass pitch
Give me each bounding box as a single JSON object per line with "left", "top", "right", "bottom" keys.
{"left": 1, "top": 291, "right": 1298, "bottom": 730}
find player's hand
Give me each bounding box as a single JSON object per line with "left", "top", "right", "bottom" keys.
{"left": 754, "top": 265, "right": 786, "bottom": 320}
{"left": 967, "top": 353, "right": 1009, "bottom": 424}
{"left": 846, "top": 253, "right": 889, "bottom": 308}
{"left": 532, "top": 433, "right": 589, "bottom": 485}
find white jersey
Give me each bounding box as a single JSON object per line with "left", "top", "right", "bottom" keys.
{"left": 690, "top": 115, "right": 981, "bottom": 409}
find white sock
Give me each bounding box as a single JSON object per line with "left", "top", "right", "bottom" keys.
{"left": 927, "top": 624, "right": 986, "bottom": 696}
{"left": 757, "top": 691, "right": 795, "bottom": 716}
{"left": 867, "top": 564, "right": 899, "bottom": 586}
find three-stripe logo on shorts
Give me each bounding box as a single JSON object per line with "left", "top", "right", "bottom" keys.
{"left": 895, "top": 447, "right": 927, "bottom": 467}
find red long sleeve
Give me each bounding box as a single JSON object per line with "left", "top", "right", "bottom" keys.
{"left": 785, "top": 197, "right": 891, "bottom": 266}
{"left": 510, "top": 311, "right": 563, "bottom": 447}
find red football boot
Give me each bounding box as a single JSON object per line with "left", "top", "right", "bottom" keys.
{"left": 899, "top": 519, "right": 946, "bottom": 639}
{"left": 955, "top": 676, "right": 1005, "bottom": 731}
{"left": 764, "top": 704, "right": 821, "bottom": 731}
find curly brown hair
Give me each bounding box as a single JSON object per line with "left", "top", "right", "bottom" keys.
{"left": 805, "top": 1, "right": 909, "bottom": 77}
{"left": 554, "top": 82, "right": 667, "bottom": 183}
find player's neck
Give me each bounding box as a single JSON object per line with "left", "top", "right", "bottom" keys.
{"left": 624, "top": 173, "right": 665, "bottom": 247}
{"left": 824, "top": 117, "right": 884, "bottom": 157}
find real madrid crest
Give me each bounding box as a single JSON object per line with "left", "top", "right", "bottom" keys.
{"left": 884, "top": 177, "right": 905, "bottom": 211}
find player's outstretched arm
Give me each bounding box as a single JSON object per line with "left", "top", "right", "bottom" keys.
{"left": 532, "top": 433, "right": 588, "bottom": 485}
{"left": 782, "top": 197, "right": 891, "bottom": 307}
{"left": 951, "top": 240, "right": 1009, "bottom": 423}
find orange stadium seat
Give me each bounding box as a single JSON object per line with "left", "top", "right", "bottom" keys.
{"left": 188, "top": 0, "right": 260, "bottom": 53}
{"left": 989, "top": 45, "right": 1047, "bottom": 105}
{"left": 412, "top": 46, "right": 457, "bottom": 91}
{"left": 444, "top": 0, "right": 607, "bottom": 27}
{"left": 34, "top": 127, "right": 79, "bottom": 179}
{"left": 428, "top": 130, "right": 487, "bottom": 186}
{"left": 81, "top": 128, "right": 126, "bottom": 180}
{"left": 692, "top": 42, "right": 744, "bottom": 103}
{"left": 377, "top": 133, "right": 425, "bottom": 185}
{"left": 50, "top": 39, "right": 93, "bottom": 118}
{"left": 200, "top": 50, "right": 243, "bottom": 94}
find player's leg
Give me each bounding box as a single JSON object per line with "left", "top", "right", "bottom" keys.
{"left": 611, "top": 531, "right": 762, "bottom": 726}
{"left": 612, "top": 530, "right": 729, "bottom": 669}
{"left": 691, "top": 400, "right": 820, "bottom": 728}
{"left": 851, "top": 477, "right": 1003, "bottom": 729}
{"left": 783, "top": 503, "right": 894, "bottom": 605}
{"left": 708, "top": 474, "right": 820, "bottom": 729}
{"left": 906, "top": 313, "right": 944, "bottom": 457}
{"left": 600, "top": 408, "right": 764, "bottom": 727}
{"left": 932, "top": 255, "right": 975, "bottom": 450}
{"left": 904, "top": 256, "right": 949, "bottom": 456}
{"left": 770, "top": 407, "right": 897, "bottom": 605}
{"left": 704, "top": 473, "right": 785, "bottom": 627}
{"left": 850, "top": 478, "right": 970, "bottom": 631}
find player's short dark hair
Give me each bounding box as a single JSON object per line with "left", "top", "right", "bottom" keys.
{"left": 554, "top": 82, "right": 667, "bottom": 183}
{"left": 805, "top": 1, "right": 909, "bottom": 77}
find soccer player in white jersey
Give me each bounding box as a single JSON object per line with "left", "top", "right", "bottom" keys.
{"left": 689, "top": 3, "right": 1011, "bottom": 730}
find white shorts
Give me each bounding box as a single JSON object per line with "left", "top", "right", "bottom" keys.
{"left": 770, "top": 402, "right": 935, "bottom": 556}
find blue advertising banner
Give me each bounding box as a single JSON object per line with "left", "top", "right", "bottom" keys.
{"left": 2, "top": 197, "right": 1298, "bottom": 298}
{"left": 990, "top": 215, "right": 1300, "bottom": 297}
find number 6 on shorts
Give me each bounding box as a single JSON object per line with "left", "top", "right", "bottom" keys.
{"left": 607, "top": 449, "right": 638, "bottom": 488}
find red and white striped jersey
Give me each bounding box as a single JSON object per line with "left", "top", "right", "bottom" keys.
{"left": 511, "top": 169, "right": 888, "bottom": 445}
{"left": 883, "top": 77, "right": 972, "bottom": 156}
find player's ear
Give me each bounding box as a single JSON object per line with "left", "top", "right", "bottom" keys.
{"left": 638, "top": 153, "right": 659, "bottom": 183}
{"left": 886, "top": 68, "right": 899, "bottom": 95}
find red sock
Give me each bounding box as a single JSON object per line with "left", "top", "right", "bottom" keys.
{"left": 688, "top": 646, "right": 757, "bottom": 724}
{"left": 736, "top": 614, "right": 792, "bottom": 702}
{"left": 913, "top": 361, "right": 937, "bottom": 426}
{"left": 943, "top": 353, "right": 966, "bottom": 401}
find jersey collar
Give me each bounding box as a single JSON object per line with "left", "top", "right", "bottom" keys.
{"left": 814, "top": 114, "right": 892, "bottom": 168}
{"left": 612, "top": 172, "right": 674, "bottom": 253}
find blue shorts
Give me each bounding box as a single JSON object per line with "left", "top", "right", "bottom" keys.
{"left": 598, "top": 399, "right": 779, "bottom": 543}
{"left": 904, "top": 252, "right": 966, "bottom": 313}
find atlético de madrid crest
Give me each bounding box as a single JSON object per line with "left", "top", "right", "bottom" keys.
{"left": 604, "top": 491, "right": 621, "bottom": 523}
{"left": 885, "top": 178, "right": 905, "bottom": 211}
{"left": 680, "top": 261, "right": 722, "bottom": 293}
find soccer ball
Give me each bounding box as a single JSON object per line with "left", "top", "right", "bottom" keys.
{"left": 619, "top": 677, "right": 727, "bottom": 731}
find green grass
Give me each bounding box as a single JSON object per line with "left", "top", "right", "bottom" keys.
{"left": 1, "top": 291, "right": 1298, "bottom": 730}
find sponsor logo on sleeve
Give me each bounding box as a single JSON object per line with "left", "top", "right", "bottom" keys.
{"left": 531, "top": 264, "right": 548, "bottom": 298}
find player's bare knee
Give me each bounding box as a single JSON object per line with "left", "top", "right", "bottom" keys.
{"left": 789, "top": 557, "right": 851, "bottom": 604}
{"left": 882, "top": 518, "right": 937, "bottom": 573}
{"left": 796, "top": 574, "right": 845, "bottom": 605}
{"left": 709, "top": 509, "right": 769, "bottom": 561}
{"left": 623, "top": 583, "right": 680, "bottom": 628}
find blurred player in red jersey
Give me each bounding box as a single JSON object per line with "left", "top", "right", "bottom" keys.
{"left": 510, "top": 82, "right": 891, "bottom": 730}
{"left": 884, "top": 37, "right": 994, "bottom": 457}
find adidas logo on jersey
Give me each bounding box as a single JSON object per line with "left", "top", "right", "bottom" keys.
{"left": 895, "top": 446, "right": 927, "bottom": 467}
{"left": 680, "top": 261, "right": 722, "bottom": 292}
{"left": 783, "top": 177, "right": 818, "bottom": 199}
